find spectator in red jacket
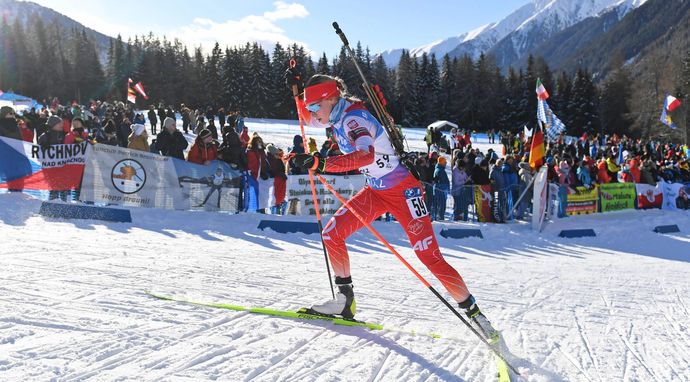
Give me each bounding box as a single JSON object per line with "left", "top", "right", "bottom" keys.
{"left": 17, "top": 117, "right": 34, "bottom": 143}
{"left": 240, "top": 125, "right": 250, "bottom": 149}
{"left": 596, "top": 158, "right": 611, "bottom": 184}
{"left": 187, "top": 129, "right": 218, "bottom": 165}
{"left": 64, "top": 117, "right": 90, "bottom": 144}
{"left": 266, "top": 143, "right": 287, "bottom": 214}
{"left": 246, "top": 132, "right": 269, "bottom": 181}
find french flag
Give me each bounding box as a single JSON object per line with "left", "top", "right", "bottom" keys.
{"left": 666, "top": 95, "right": 681, "bottom": 112}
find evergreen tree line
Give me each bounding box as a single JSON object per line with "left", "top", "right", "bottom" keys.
{"left": 1, "top": 16, "right": 682, "bottom": 139}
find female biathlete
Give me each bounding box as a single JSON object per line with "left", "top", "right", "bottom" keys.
{"left": 287, "top": 73, "right": 498, "bottom": 341}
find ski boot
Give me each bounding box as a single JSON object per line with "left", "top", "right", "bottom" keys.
{"left": 459, "top": 295, "right": 500, "bottom": 344}
{"left": 308, "top": 276, "right": 356, "bottom": 319}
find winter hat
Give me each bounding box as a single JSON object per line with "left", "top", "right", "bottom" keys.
{"left": 0, "top": 106, "right": 15, "bottom": 118}
{"left": 198, "top": 128, "right": 212, "bottom": 140}
{"left": 163, "top": 117, "right": 176, "bottom": 129}
{"left": 518, "top": 162, "right": 532, "bottom": 171}
{"left": 438, "top": 157, "right": 447, "bottom": 166}
{"left": 47, "top": 115, "right": 63, "bottom": 129}
{"left": 132, "top": 124, "right": 146, "bottom": 136}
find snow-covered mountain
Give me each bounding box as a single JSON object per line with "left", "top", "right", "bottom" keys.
{"left": 487, "top": 0, "right": 649, "bottom": 68}
{"left": 379, "top": 0, "right": 648, "bottom": 68}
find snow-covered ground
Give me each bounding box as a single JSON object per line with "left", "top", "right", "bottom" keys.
{"left": 2, "top": 188, "right": 690, "bottom": 381}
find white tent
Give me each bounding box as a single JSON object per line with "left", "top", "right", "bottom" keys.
{"left": 427, "top": 120, "right": 458, "bottom": 131}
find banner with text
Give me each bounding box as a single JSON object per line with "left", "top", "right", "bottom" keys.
{"left": 286, "top": 174, "right": 366, "bottom": 216}
{"left": 0, "top": 136, "right": 87, "bottom": 190}
{"left": 598, "top": 183, "right": 636, "bottom": 212}
{"left": 566, "top": 186, "right": 598, "bottom": 216}
{"left": 81, "top": 144, "right": 242, "bottom": 212}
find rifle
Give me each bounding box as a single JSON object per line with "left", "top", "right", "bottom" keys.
{"left": 332, "top": 22, "right": 420, "bottom": 180}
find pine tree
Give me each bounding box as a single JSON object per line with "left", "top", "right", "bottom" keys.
{"left": 453, "top": 55, "right": 475, "bottom": 129}
{"left": 316, "top": 53, "right": 330, "bottom": 75}
{"left": 269, "top": 42, "right": 292, "bottom": 118}
{"left": 599, "top": 66, "right": 633, "bottom": 136}
{"left": 438, "top": 54, "right": 455, "bottom": 121}
{"left": 680, "top": 49, "right": 690, "bottom": 144}
{"left": 569, "top": 68, "right": 600, "bottom": 137}
{"left": 393, "top": 50, "right": 414, "bottom": 124}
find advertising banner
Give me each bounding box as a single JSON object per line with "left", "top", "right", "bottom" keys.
{"left": 285, "top": 174, "right": 366, "bottom": 216}
{"left": 566, "top": 186, "right": 598, "bottom": 216}
{"left": 599, "top": 183, "right": 636, "bottom": 212}
{"left": 660, "top": 182, "right": 684, "bottom": 211}
{"left": 81, "top": 144, "right": 242, "bottom": 212}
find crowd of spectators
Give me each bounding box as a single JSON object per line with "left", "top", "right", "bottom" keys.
{"left": 2, "top": 100, "right": 688, "bottom": 217}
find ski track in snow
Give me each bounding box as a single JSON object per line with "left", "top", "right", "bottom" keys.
{"left": 2, "top": 123, "right": 690, "bottom": 380}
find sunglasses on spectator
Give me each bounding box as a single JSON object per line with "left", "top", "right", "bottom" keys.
{"left": 306, "top": 103, "right": 321, "bottom": 113}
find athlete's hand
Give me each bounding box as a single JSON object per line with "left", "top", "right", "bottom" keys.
{"left": 284, "top": 66, "right": 303, "bottom": 92}
{"left": 291, "top": 153, "right": 325, "bottom": 173}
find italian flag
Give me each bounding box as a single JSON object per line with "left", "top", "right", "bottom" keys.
{"left": 666, "top": 95, "right": 681, "bottom": 112}
{"left": 535, "top": 78, "right": 549, "bottom": 100}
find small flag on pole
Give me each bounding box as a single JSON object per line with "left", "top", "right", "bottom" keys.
{"left": 535, "top": 78, "right": 549, "bottom": 100}
{"left": 665, "top": 94, "right": 681, "bottom": 112}
{"left": 660, "top": 94, "right": 678, "bottom": 129}
{"left": 529, "top": 121, "right": 545, "bottom": 169}
{"left": 537, "top": 99, "right": 566, "bottom": 142}
{"left": 127, "top": 87, "right": 137, "bottom": 104}
{"left": 134, "top": 82, "right": 149, "bottom": 99}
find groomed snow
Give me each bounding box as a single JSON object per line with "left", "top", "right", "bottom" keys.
{"left": 2, "top": 180, "right": 690, "bottom": 380}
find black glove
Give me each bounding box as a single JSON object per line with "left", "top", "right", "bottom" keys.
{"left": 291, "top": 153, "right": 325, "bottom": 173}
{"left": 284, "top": 66, "right": 303, "bottom": 92}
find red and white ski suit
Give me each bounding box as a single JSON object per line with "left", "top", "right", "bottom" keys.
{"left": 302, "top": 99, "right": 471, "bottom": 303}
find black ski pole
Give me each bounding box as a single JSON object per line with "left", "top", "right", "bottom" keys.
{"left": 289, "top": 58, "right": 335, "bottom": 299}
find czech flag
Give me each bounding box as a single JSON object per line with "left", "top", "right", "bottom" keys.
{"left": 0, "top": 137, "right": 88, "bottom": 190}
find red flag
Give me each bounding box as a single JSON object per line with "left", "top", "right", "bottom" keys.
{"left": 529, "top": 121, "right": 545, "bottom": 169}
{"left": 134, "top": 82, "right": 149, "bottom": 99}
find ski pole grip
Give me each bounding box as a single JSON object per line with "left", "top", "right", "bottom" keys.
{"left": 332, "top": 22, "right": 349, "bottom": 46}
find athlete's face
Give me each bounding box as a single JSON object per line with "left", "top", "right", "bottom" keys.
{"left": 308, "top": 97, "right": 338, "bottom": 125}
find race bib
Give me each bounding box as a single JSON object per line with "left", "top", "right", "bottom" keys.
{"left": 404, "top": 187, "right": 429, "bottom": 218}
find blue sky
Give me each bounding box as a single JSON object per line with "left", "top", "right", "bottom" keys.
{"left": 28, "top": 0, "right": 530, "bottom": 58}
